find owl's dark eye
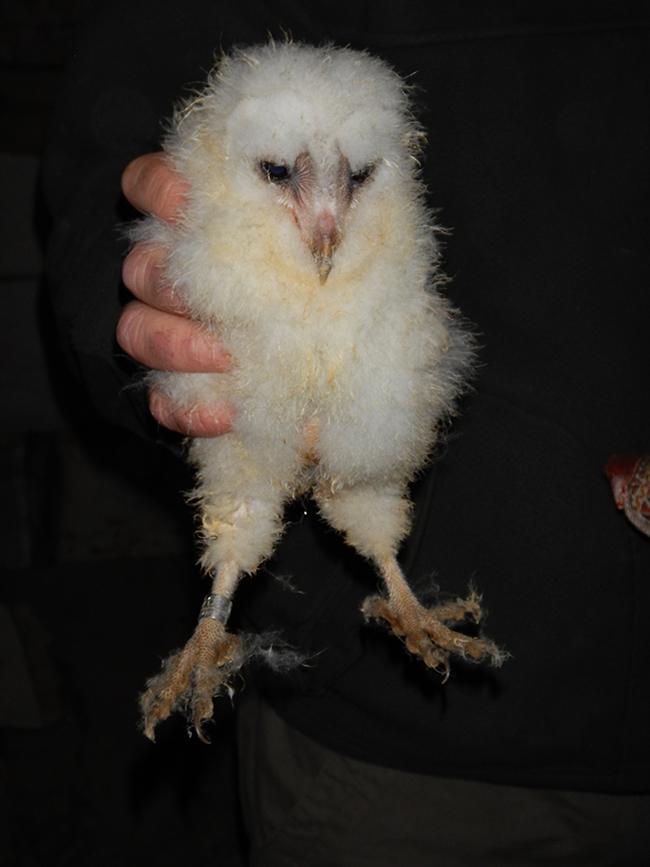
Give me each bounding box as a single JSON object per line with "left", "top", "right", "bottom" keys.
{"left": 260, "top": 161, "right": 290, "bottom": 183}
{"left": 350, "top": 164, "right": 375, "bottom": 188}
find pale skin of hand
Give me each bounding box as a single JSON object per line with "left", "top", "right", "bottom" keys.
{"left": 118, "top": 153, "right": 234, "bottom": 436}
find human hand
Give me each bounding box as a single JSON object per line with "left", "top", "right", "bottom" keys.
{"left": 118, "top": 153, "right": 234, "bottom": 436}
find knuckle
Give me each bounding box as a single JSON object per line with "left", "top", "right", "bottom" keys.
{"left": 187, "top": 329, "right": 210, "bottom": 364}
{"left": 121, "top": 246, "right": 145, "bottom": 293}
{"left": 148, "top": 388, "right": 234, "bottom": 438}
{"left": 153, "top": 173, "right": 186, "bottom": 221}
{"left": 122, "top": 153, "right": 174, "bottom": 216}
{"left": 123, "top": 244, "right": 166, "bottom": 302}
{"left": 148, "top": 388, "right": 171, "bottom": 425}
{"left": 118, "top": 306, "right": 224, "bottom": 373}
{"left": 149, "top": 389, "right": 188, "bottom": 435}
{"left": 115, "top": 301, "right": 143, "bottom": 354}
{"left": 153, "top": 174, "right": 175, "bottom": 210}
{"left": 153, "top": 279, "right": 181, "bottom": 312}
{"left": 121, "top": 154, "right": 151, "bottom": 201}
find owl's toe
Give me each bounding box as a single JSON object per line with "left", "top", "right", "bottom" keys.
{"left": 362, "top": 592, "right": 504, "bottom": 677}
{"left": 140, "top": 618, "right": 242, "bottom": 742}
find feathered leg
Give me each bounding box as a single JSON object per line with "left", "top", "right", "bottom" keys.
{"left": 316, "top": 483, "right": 505, "bottom": 679}
{"left": 141, "top": 435, "right": 298, "bottom": 741}
{"left": 362, "top": 555, "right": 504, "bottom": 678}
{"left": 140, "top": 562, "right": 243, "bottom": 742}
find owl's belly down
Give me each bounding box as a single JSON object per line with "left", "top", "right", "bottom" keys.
{"left": 156, "top": 308, "right": 441, "bottom": 492}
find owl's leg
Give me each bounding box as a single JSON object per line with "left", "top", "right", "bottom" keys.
{"left": 362, "top": 556, "right": 504, "bottom": 678}
{"left": 140, "top": 561, "right": 244, "bottom": 742}
{"left": 141, "top": 437, "right": 296, "bottom": 741}
{"left": 316, "top": 484, "right": 504, "bottom": 679}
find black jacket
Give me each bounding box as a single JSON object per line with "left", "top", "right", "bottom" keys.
{"left": 44, "top": 0, "right": 650, "bottom": 792}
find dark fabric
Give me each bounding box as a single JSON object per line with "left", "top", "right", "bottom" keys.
{"left": 44, "top": 1, "right": 650, "bottom": 793}
{"left": 238, "top": 690, "right": 650, "bottom": 866}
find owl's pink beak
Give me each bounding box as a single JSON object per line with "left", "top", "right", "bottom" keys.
{"left": 287, "top": 152, "right": 350, "bottom": 283}
{"left": 310, "top": 210, "right": 340, "bottom": 284}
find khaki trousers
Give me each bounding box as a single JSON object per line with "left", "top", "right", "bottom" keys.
{"left": 238, "top": 691, "right": 650, "bottom": 867}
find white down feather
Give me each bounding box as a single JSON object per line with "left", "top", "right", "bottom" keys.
{"left": 130, "top": 41, "right": 474, "bottom": 576}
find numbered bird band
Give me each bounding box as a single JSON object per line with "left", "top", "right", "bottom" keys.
{"left": 199, "top": 593, "right": 232, "bottom": 624}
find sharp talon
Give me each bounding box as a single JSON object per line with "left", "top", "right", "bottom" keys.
{"left": 195, "top": 723, "right": 212, "bottom": 745}
{"left": 140, "top": 618, "right": 243, "bottom": 740}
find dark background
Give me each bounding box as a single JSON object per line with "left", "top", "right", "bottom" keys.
{"left": 2, "top": 2, "right": 649, "bottom": 865}
{"left": 1, "top": 3, "right": 247, "bottom": 865}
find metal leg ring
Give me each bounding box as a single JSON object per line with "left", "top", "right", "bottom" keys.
{"left": 199, "top": 593, "right": 232, "bottom": 624}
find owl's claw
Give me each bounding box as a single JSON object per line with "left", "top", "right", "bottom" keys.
{"left": 140, "top": 618, "right": 242, "bottom": 742}
{"left": 428, "top": 589, "right": 483, "bottom": 626}
{"left": 361, "top": 591, "right": 504, "bottom": 677}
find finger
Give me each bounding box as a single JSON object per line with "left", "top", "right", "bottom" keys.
{"left": 116, "top": 301, "right": 231, "bottom": 372}
{"left": 121, "top": 152, "right": 189, "bottom": 221}
{"left": 122, "top": 244, "right": 186, "bottom": 313}
{"left": 149, "top": 389, "right": 235, "bottom": 437}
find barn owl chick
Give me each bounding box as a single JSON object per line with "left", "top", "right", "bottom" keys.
{"left": 136, "top": 41, "right": 504, "bottom": 741}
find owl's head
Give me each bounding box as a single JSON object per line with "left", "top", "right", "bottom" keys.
{"left": 170, "top": 41, "right": 425, "bottom": 285}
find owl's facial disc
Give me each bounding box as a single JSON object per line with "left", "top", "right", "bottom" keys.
{"left": 259, "top": 151, "right": 375, "bottom": 283}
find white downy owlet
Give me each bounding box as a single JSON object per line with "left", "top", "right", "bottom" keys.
{"left": 133, "top": 41, "right": 505, "bottom": 741}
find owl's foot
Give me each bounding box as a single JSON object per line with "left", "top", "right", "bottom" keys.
{"left": 361, "top": 590, "right": 505, "bottom": 679}
{"left": 140, "top": 616, "right": 242, "bottom": 743}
